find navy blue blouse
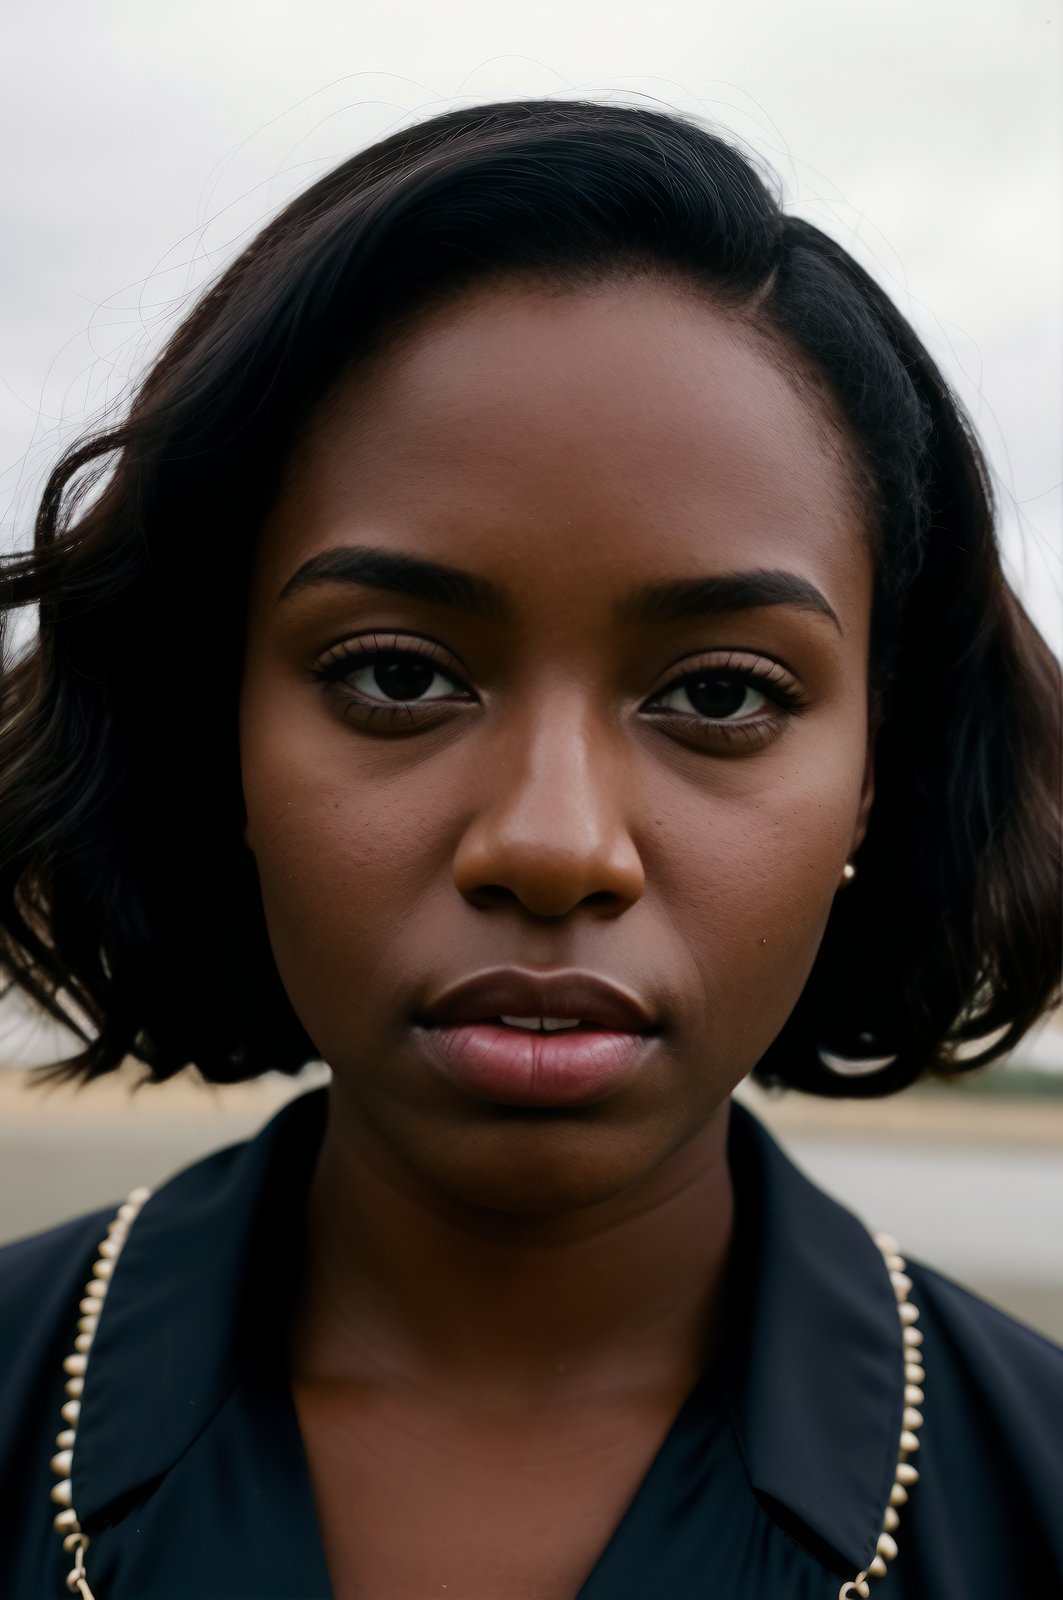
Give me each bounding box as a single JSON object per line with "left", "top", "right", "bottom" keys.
{"left": 1, "top": 1089, "right": 1060, "bottom": 1598}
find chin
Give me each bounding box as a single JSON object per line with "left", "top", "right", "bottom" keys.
{"left": 398, "top": 1112, "right": 705, "bottom": 1217}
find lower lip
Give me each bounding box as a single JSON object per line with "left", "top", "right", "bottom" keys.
{"left": 416, "top": 1022, "right": 654, "bottom": 1107}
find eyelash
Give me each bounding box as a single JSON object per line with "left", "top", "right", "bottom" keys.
{"left": 311, "top": 633, "right": 808, "bottom": 749}
{"left": 312, "top": 633, "right": 472, "bottom": 732}
{"left": 644, "top": 650, "right": 807, "bottom": 751}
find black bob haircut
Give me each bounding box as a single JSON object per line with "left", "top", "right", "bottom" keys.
{"left": 1, "top": 98, "right": 1060, "bottom": 1096}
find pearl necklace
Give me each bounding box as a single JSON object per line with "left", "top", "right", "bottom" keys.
{"left": 838, "top": 1231, "right": 927, "bottom": 1599}
{"left": 48, "top": 1196, "right": 924, "bottom": 1598}
{"left": 49, "top": 1185, "right": 152, "bottom": 1599}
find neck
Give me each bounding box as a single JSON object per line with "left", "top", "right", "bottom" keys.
{"left": 290, "top": 1092, "right": 735, "bottom": 1408}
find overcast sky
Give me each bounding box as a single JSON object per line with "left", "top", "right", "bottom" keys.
{"left": 2, "top": 0, "right": 1060, "bottom": 648}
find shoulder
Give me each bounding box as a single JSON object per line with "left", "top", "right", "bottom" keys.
{"left": 0, "top": 1209, "right": 114, "bottom": 1312}
{"left": 908, "top": 1256, "right": 1063, "bottom": 1401}
{"left": 0, "top": 1210, "right": 115, "bottom": 1472}
{"left": 904, "top": 1255, "right": 1063, "bottom": 1565}
{"left": 0, "top": 1208, "right": 116, "bottom": 1340}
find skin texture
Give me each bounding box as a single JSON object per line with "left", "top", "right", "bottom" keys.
{"left": 238, "top": 279, "right": 875, "bottom": 1598}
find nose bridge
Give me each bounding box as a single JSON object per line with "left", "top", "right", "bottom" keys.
{"left": 452, "top": 684, "right": 645, "bottom": 916}
{"left": 512, "top": 688, "right": 612, "bottom": 838}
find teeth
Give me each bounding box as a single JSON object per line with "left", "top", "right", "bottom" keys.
{"left": 498, "top": 1016, "right": 582, "bottom": 1031}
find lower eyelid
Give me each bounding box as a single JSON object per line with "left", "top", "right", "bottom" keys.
{"left": 646, "top": 711, "right": 790, "bottom": 755}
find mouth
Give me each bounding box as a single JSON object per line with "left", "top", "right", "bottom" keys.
{"left": 414, "top": 968, "right": 661, "bottom": 1107}
{"left": 419, "top": 967, "right": 658, "bottom": 1033}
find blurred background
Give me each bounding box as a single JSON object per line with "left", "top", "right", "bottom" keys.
{"left": 1, "top": 1, "right": 1061, "bottom": 1337}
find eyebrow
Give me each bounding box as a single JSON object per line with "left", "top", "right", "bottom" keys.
{"left": 277, "top": 545, "right": 840, "bottom": 632}
{"left": 277, "top": 546, "right": 506, "bottom": 615}
{"left": 617, "top": 569, "right": 841, "bottom": 631}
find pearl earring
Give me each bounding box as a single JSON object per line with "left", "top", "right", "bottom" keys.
{"left": 841, "top": 862, "right": 857, "bottom": 884}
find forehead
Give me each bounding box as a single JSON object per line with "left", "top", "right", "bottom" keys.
{"left": 254, "top": 279, "right": 869, "bottom": 605}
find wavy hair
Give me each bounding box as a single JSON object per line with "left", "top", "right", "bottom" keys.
{"left": 1, "top": 98, "right": 1059, "bottom": 1093}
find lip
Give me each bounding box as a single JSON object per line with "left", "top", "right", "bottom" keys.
{"left": 414, "top": 968, "right": 660, "bottom": 1108}
{"left": 419, "top": 967, "right": 658, "bottom": 1032}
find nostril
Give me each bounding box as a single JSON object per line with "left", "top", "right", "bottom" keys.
{"left": 462, "top": 882, "right": 629, "bottom": 918}
{"left": 465, "top": 883, "right": 519, "bottom": 910}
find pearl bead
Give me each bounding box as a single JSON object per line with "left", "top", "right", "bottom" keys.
{"left": 50, "top": 1188, "right": 153, "bottom": 1598}
{"left": 840, "top": 1229, "right": 927, "bottom": 1598}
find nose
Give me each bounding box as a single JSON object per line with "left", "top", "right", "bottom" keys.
{"left": 451, "top": 695, "right": 646, "bottom": 919}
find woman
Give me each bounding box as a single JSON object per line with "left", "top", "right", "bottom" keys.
{"left": 0, "top": 99, "right": 1059, "bottom": 1599}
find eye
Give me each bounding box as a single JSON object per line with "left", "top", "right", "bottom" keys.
{"left": 642, "top": 653, "right": 806, "bottom": 752}
{"left": 652, "top": 670, "right": 771, "bottom": 722}
{"left": 344, "top": 649, "right": 462, "bottom": 703}
{"left": 312, "top": 634, "right": 475, "bottom": 727}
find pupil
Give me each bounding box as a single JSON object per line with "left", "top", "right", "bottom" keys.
{"left": 373, "top": 654, "right": 435, "bottom": 700}
{"left": 686, "top": 673, "right": 747, "bottom": 719}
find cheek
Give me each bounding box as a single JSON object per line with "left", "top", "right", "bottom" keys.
{"left": 645, "top": 725, "right": 866, "bottom": 1056}
{"left": 239, "top": 682, "right": 452, "bottom": 1038}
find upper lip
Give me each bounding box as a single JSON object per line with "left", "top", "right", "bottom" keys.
{"left": 419, "top": 968, "right": 658, "bottom": 1032}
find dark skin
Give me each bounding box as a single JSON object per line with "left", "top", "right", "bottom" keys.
{"left": 239, "top": 279, "right": 876, "bottom": 1599}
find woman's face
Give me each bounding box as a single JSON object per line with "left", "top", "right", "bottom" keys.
{"left": 240, "top": 279, "right": 875, "bottom": 1213}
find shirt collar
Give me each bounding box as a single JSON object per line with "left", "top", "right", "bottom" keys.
{"left": 73, "top": 1088, "right": 327, "bottom": 1525}
{"left": 724, "top": 1102, "right": 905, "bottom": 1573}
{"left": 73, "top": 1087, "right": 902, "bottom": 1573}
